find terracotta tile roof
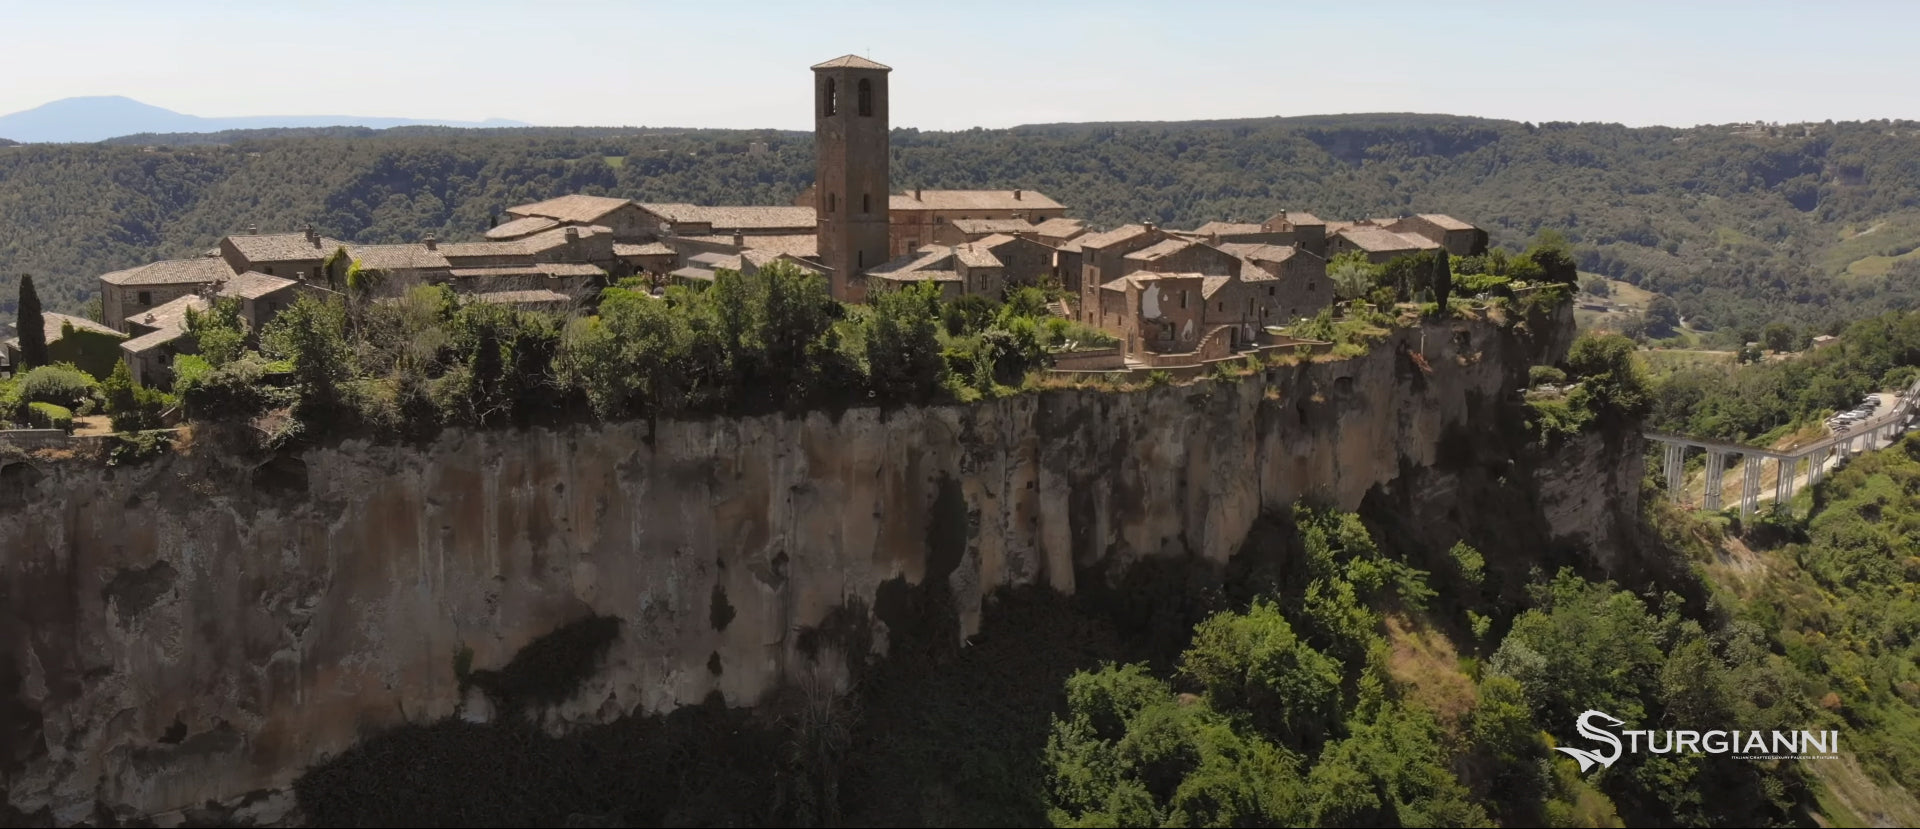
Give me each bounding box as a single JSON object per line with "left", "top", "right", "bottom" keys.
{"left": 100, "top": 257, "right": 233, "bottom": 287}
{"left": 1124, "top": 238, "right": 1196, "bottom": 261}
{"left": 1235, "top": 262, "right": 1280, "bottom": 282}
{"left": 1191, "top": 221, "right": 1264, "bottom": 237}
{"left": 1202, "top": 276, "right": 1233, "bottom": 298}
{"left": 487, "top": 216, "right": 560, "bottom": 240}
{"left": 1076, "top": 224, "right": 1152, "bottom": 251}
{"left": 867, "top": 248, "right": 953, "bottom": 276}
{"left": 507, "top": 194, "right": 632, "bottom": 225}
{"left": 1336, "top": 226, "right": 1440, "bottom": 253}
{"left": 639, "top": 203, "right": 816, "bottom": 231}
{"left": 873, "top": 269, "right": 959, "bottom": 283}
{"left": 1031, "top": 217, "right": 1085, "bottom": 238}
{"left": 226, "top": 233, "right": 342, "bottom": 264}
{"left": 439, "top": 225, "right": 611, "bottom": 260}
{"left": 1099, "top": 275, "right": 1139, "bottom": 292}
{"left": 46, "top": 312, "right": 123, "bottom": 338}
{"left": 949, "top": 218, "right": 1034, "bottom": 235}
{"left": 121, "top": 326, "right": 189, "bottom": 354}
{"left": 671, "top": 267, "right": 718, "bottom": 282}
{"left": 124, "top": 294, "right": 209, "bottom": 333}
{"left": 953, "top": 244, "right": 1003, "bottom": 269}
{"left": 812, "top": 54, "right": 892, "bottom": 71}
{"left": 1416, "top": 213, "right": 1475, "bottom": 231}
{"left": 1269, "top": 211, "right": 1324, "bottom": 228}
{"left": 972, "top": 233, "right": 1024, "bottom": 250}
{"left": 890, "top": 190, "right": 1065, "bottom": 212}
{"left": 677, "top": 233, "right": 820, "bottom": 258}
{"left": 1215, "top": 242, "right": 1297, "bottom": 263}
{"left": 614, "top": 242, "right": 675, "bottom": 257}
{"left": 446, "top": 263, "right": 606, "bottom": 279}
{"left": 473, "top": 289, "right": 573, "bottom": 306}
{"left": 348, "top": 244, "right": 451, "bottom": 271}
{"left": 220, "top": 271, "right": 297, "bottom": 300}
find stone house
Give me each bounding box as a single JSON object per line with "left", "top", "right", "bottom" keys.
{"left": 1074, "top": 223, "right": 1171, "bottom": 322}
{"left": 503, "top": 194, "right": 654, "bottom": 242}
{"left": 1325, "top": 222, "right": 1442, "bottom": 264}
{"left": 100, "top": 257, "right": 235, "bottom": 335}
{"left": 3, "top": 313, "right": 127, "bottom": 379}
{"left": 887, "top": 189, "right": 1067, "bottom": 258}
{"left": 1383, "top": 214, "right": 1486, "bottom": 257}
{"left": 1217, "top": 242, "right": 1332, "bottom": 323}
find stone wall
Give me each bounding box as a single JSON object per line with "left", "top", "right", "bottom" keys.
{"left": 0, "top": 308, "right": 1592, "bottom": 823}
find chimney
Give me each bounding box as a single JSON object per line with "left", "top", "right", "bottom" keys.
{"left": 565, "top": 227, "right": 580, "bottom": 244}
{"left": 424, "top": 233, "right": 437, "bottom": 251}
{"left": 247, "top": 223, "right": 258, "bottom": 235}
{"left": 914, "top": 187, "right": 923, "bottom": 200}
{"left": 305, "top": 224, "right": 318, "bottom": 246}
{"left": 1014, "top": 189, "right": 1023, "bottom": 200}
{"left": 1143, "top": 221, "right": 1156, "bottom": 233}
{"left": 732, "top": 230, "right": 745, "bottom": 247}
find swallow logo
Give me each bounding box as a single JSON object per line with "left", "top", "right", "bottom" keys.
{"left": 1554, "top": 710, "right": 1626, "bottom": 772}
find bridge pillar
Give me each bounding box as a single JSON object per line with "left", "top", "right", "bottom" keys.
{"left": 1741, "top": 454, "right": 1763, "bottom": 519}
{"left": 1809, "top": 446, "right": 1826, "bottom": 485}
{"left": 1662, "top": 442, "right": 1686, "bottom": 502}
{"left": 1704, "top": 451, "right": 1726, "bottom": 511}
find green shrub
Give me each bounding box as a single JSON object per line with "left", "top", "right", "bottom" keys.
{"left": 1528, "top": 365, "right": 1568, "bottom": 387}
{"left": 17, "top": 363, "right": 97, "bottom": 409}
{"left": 27, "top": 401, "right": 73, "bottom": 432}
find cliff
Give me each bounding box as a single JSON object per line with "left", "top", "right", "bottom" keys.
{"left": 0, "top": 305, "right": 1622, "bottom": 824}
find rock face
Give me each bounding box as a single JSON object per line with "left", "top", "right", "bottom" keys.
{"left": 0, "top": 309, "right": 1614, "bottom": 823}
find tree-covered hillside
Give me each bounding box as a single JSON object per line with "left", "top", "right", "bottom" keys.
{"left": 8, "top": 114, "right": 1920, "bottom": 331}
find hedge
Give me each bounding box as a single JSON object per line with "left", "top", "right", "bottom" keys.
{"left": 27, "top": 401, "right": 74, "bottom": 432}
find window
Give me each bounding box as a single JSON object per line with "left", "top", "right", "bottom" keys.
{"left": 1218, "top": 301, "right": 1224, "bottom": 312}
{"left": 1308, "top": 282, "right": 1316, "bottom": 291}
{"left": 858, "top": 250, "right": 865, "bottom": 268}
{"left": 863, "top": 193, "right": 870, "bottom": 213}
{"left": 137, "top": 290, "right": 151, "bottom": 305}
{"left": 1267, "top": 286, "right": 1274, "bottom": 296}
{"left": 1180, "top": 290, "right": 1188, "bottom": 309}
{"left": 263, "top": 266, "right": 274, "bottom": 275}
{"left": 824, "top": 79, "right": 837, "bottom": 116}
{"left": 828, "top": 193, "right": 836, "bottom": 213}
{"left": 857, "top": 79, "right": 873, "bottom": 116}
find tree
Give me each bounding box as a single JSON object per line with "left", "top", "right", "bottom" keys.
{"left": 1762, "top": 322, "right": 1796, "bottom": 353}
{"left": 16, "top": 274, "right": 47, "bottom": 370}
{"left": 1644, "top": 296, "right": 1681, "bottom": 337}
{"left": 1580, "top": 275, "right": 1611, "bottom": 297}
{"left": 261, "top": 294, "right": 351, "bottom": 431}
{"left": 184, "top": 297, "right": 248, "bottom": 367}
{"left": 1564, "top": 332, "right": 1653, "bottom": 424}
{"left": 865, "top": 283, "right": 946, "bottom": 404}
{"left": 1329, "top": 253, "right": 1376, "bottom": 303}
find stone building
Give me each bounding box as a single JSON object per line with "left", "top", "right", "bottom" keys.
{"left": 2, "top": 313, "right": 126, "bottom": 380}
{"left": 891, "top": 189, "right": 1067, "bottom": 255}
{"left": 500, "top": 194, "right": 653, "bottom": 242}
{"left": 812, "top": 54, "right": 893, "bottom": 302}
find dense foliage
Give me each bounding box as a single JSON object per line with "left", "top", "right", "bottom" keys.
{"left": 9, "top": 115, "right": 1920, "bottom": 333}
{"left": 1042, "top": 505, "right": 1828, "bottom": 827}
{"left": 14, "top": 273, "right": 46, "bottom": 370}
{"left": 1649, "top": 309, "right": 1920, "bottom": 441}
{"left": 140, "top": 262, "right": 1117, "bottom": 444}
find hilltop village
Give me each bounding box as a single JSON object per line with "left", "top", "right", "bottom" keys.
{"left": 6, "top": 54, "right": 1485, "bottom": 388}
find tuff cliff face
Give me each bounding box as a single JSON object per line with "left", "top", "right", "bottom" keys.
{"left": 0, "top": 306, "right": 1614, "bottom": 824}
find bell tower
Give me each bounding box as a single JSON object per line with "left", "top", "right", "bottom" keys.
{"left": 812, "top": 54, "right": 891, "bottom": 303}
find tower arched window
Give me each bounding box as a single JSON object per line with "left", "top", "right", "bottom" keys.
{"left": 824, "top": 78, "right": 837, "bottom": 116}
{"left": 828, "top": 193, "right": 836, "bottom": 213}
{"left": 862, "top": 193, "right": 870, "bottom": 213}
{"left": 857, "top": 79, "right": 873, "bottom": 116}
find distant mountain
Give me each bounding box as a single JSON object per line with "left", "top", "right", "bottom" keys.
{"left": 0, "top": 96, "right": 527, "bottom": 143}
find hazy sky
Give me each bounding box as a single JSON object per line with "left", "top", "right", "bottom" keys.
{"left": 1, "top": 0, "right": 1914, "bottom": 130}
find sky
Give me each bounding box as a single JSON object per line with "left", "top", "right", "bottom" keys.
{"left": 0, "top": 0, "right": 1916, "bottom": 131}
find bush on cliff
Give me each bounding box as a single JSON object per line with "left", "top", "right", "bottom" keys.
{"left": 16, "top": 362, "right": 97, "bottom": 410}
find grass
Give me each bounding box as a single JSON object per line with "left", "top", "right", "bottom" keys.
{"left": 603, "top": 155, "right": 626, "bottom": 168}
{"left": 1639, "top": 347, "right": 1736, "bottom": 381}
{"left": 1818, "top": 211, "right": 1920, "bottom": 278}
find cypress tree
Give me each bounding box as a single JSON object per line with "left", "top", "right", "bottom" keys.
{"left": 16, "top": 274, "right": 48, "bottom": 370}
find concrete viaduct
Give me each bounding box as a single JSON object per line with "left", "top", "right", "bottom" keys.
{"left": 1649, "top": 378, "right": 1920, "bottom": 518}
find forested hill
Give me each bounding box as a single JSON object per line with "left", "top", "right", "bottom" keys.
{"left": 8, "top": 114, "right": 1920, "bottom": 332}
